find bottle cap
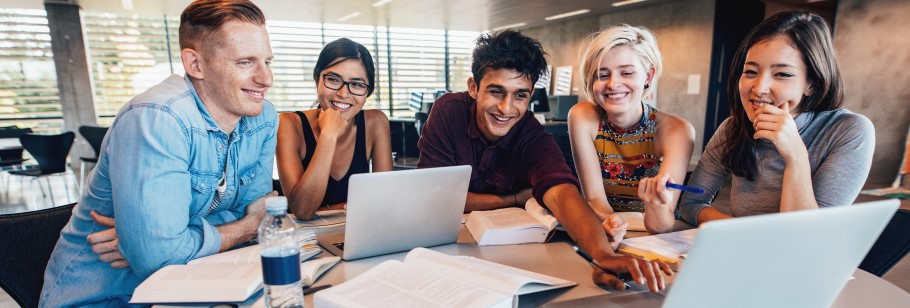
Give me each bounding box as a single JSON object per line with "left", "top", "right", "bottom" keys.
{"left": 264, "top": 196, "right": 288, "bottom": 214}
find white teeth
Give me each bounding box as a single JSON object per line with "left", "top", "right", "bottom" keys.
{"left": 606, "top": 93, "right": 626, "bottom": 99}
{"left": 331, "top": 101, "right": 352, "bottom": 110}
{"left": 243, "top": 90, "right": 263, "bottom": 99}
{"left": 492, "top": 115, "right": 511, "bottom": 122}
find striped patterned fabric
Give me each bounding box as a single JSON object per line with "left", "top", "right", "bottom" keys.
{"left": 408, "top": 92, "right": 424, "bottom": 112}
{"left": 595, "top": 103, "right": 661, "bottom": 212}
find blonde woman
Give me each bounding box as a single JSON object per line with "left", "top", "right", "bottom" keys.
{"left": 569, "top": 25, "right": 695, "bottom": 240}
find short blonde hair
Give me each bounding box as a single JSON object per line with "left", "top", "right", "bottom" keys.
{"left": 579, "top": 25, "right": 662, "bottom": 101}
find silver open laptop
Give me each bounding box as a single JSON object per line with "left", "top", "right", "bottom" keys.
{"left": 317, "top": 165, "right": 471, "bottom": 260}
{"left": 545, "top": 199, "right": 900, "bottom": 308}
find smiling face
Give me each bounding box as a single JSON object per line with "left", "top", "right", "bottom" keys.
{"left": 191, "top": 20, "right": 273, "bottom": 124}
{"left": 739, "top": 35, "right": 813, "bottom": 123}
{"left": 591, "top": 45, "right": 654, "bottom": 121}
{"left": 316, "top": 58, "right": 369, "bottom": 119}
{"left": 468, "top": 68, "right": 533, "bottom": 143}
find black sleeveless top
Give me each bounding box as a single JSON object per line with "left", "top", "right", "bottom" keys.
{"left": 295, "top": 111, "right": 369, "bottom": 206}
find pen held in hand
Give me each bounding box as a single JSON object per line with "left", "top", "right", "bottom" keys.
{"left": 666, "top": 182, "right": 705, "bottom": 194}
{"left": 573, "top": 246, "right": 631, "bottom": 290}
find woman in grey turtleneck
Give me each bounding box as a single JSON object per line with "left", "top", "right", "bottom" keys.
{"left": 643, "top": 11, "right": 875, "bottom": 227}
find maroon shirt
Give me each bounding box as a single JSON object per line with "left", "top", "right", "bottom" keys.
{"left": 417, "top": 92, "right": 579, "bottom": 205}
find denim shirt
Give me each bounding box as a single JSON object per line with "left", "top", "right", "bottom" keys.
{"left": 40, "top": 75, "right": 278, "bottom": 307}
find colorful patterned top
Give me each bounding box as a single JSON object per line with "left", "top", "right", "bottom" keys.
{"left": 596, "top": 102, "right": 660, "bottom": 212}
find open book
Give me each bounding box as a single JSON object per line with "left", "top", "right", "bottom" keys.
{"left": 617, "top": 228, "right": 698, "bottom": 270}
{"left": 131, "top": 230, "right": 337, "bottom": 304}
{"left": 131, "top": 256, "right": 341, "bottom": 304}
{"left": 613, "top": 212, "right": 646, "bottom": 232}
{"left": 294, "top": 209, "right": 347, "bottom": 237}
{"left": 313, "top": 247, "right": 576, "bottom": 308}
{"left": 466, "top": 199, "right": 560, "bottom": 246}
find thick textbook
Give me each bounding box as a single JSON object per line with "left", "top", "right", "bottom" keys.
{"left": 466, "top": 201, "right": 559, "bottom": 246}
{"left": 617, "top": 228, "right": 698, "bottom": 270}
{"left": 313, "top": 247, "right": 576, "bottom": 308}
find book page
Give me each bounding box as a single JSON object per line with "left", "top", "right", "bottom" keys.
{"left": 300, "top": 256, "right": 340, "bottom": 286}
{"left": 131, "top": 264, "right": 261, "bottom": 303}
{"left": 404, "top": 248, "right": 574, "bottom": 296}
{"left": 313, "top": 260, "right": 511, "bottom": 308}
{"left": 188, "top": 244, "right": 260, "bottom": 265}
{"left": 189, "top": 237, "right": 320, "bottom": 266}
{"left": 294, "top": 209, "right": 346, "bottom": 227}
{"left": 614, "top": 212, "right": 646, "bottom": 232}
{"left": 525, "top": 198, "right": 559, "bottom": 230}
{"left": 619, "top": 228, "right": 698, "bottom": 260}
{"left": 472, "top": 207, "right": 546, "bottom": 230}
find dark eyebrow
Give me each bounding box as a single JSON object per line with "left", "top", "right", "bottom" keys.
{"left": 744, "top": 61, "right": 796, "bottom": 69}
{"left": 323, "top": 71, "right": 366, "bottom": 81}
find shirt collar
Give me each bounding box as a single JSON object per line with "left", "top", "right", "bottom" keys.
{"left": 184, "top": 75, "right": 247, "bottom": 136}
{"left": 466, "top": 96, "right": 524, "bottom": 150}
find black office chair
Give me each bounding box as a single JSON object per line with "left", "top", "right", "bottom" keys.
{"left": 0, "top": 126, "right": 32, "bottom": 139}
{"left": 77, "top": 126, "right": 109, "bottom": 190}
{"left": 859, "top": 209, "right": 910, "bottom": 277}
{"left": 0, "top": 203, "right": 75, "bottom": 308}
{"left": 9, "top": 132, "right": 76, "bottom": 206}
{"left": 0, "top": 126, "right": 33, "bottom": 190}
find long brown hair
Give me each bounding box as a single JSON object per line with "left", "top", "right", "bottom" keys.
{"left": 722, "top": 11, "right": 844, "bottom": 180}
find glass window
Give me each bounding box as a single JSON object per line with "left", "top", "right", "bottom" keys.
{"left": 0, "top": 9, "right": 62, "bottom": 133}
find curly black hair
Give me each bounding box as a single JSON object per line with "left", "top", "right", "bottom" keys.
{"left": 471, "top": 30, "right": 548, "bottom": 86}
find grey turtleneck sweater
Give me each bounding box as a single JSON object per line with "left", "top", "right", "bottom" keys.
{"left": 678, "top": 109, "right": 875, "bottom": 225}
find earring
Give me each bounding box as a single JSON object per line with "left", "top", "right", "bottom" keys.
{"left": 644, "top": 83, "right": 650, "bottom": 90}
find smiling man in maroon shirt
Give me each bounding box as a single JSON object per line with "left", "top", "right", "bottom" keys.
{"left": 416, "top": 30, "right": 672, "bottom": 292}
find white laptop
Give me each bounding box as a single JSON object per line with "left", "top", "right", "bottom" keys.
{"left": 545, "top": 199, "right": 900, "bottom": 308}
{"left": 316, "top": 165, "right": 471, "bottom": 260}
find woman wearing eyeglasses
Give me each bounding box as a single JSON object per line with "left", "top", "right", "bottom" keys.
{"left": 276, "top": 38, "right": 393, "bottom": 220}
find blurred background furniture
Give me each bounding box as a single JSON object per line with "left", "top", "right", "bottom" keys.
{"left": 77, "top": 126, "right": 108, "bottom": 191}
{"left": 860, "top": 209, "right": 910, "bottom": 277}
{"left": 0, "top": 202, "right": 75, "bottom": 308}
{"left": 9, "top": 132, "right": 76, "bottom": 206}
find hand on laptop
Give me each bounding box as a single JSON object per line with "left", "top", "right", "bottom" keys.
{"left": 594, "top": 255, "right": 672, "bottom": 292}
{"left": 87, "top": 211, "right": 130, "bottom": 269}
{"left": 602, "top": 213, "right": 628, "bottom": 250}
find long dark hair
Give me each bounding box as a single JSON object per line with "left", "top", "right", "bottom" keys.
{"left": 313, "top": 38, "right": 376, "bottom": 97}
{"left": 721, "top": 11, "right": 844, "bottom": 180}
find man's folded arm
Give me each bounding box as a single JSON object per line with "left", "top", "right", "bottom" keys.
{"left": 108, "top": 109, "right": 222, "bottom": 278}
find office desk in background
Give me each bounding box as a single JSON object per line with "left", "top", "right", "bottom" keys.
{"left": 388, "top": 117, "right": 419, "bottom": 169}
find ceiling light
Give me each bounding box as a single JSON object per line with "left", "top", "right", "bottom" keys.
{"left": 544, "top": 9, "right": 590, "bottom": 21}
{"left": 612, "top": 0, "right": 647, "bottom": 7}
{"left": 121, "top": 0, "right": 133, "bottom": 10}
{"left": 492, "top": 22, "right": 527, "bottom": 31}
{"left": 372, "top": 0, "right": 395, "bottom": 8}
{"left": 337, "top": 12, "right": 362, "bottom": 22}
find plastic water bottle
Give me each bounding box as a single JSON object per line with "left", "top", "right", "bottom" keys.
{"left": 259, "top": 196, "right": 304, "bottom": 308}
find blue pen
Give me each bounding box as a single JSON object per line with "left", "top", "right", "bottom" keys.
{"left": 573, "top": 246, "right": 632, "bottom": 290}
{"left": 666, "top": 182, "right": 705, "bottom": 194}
